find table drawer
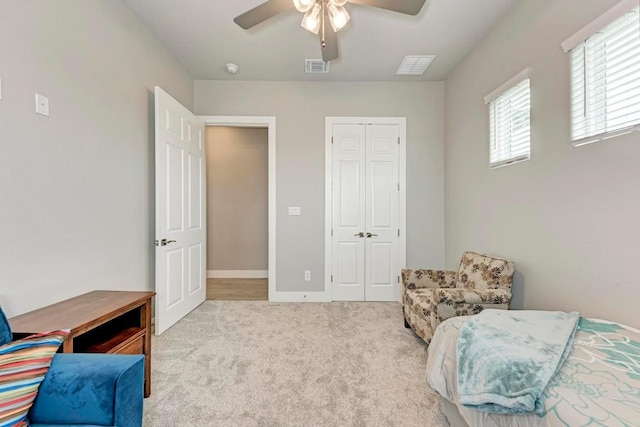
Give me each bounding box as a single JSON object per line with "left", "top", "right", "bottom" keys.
{"left": 114, "top": 334, "right": 144, "bottom": 355}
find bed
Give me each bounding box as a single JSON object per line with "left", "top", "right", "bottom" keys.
{"left": 426, "top": 315, "right": 640, "bottom": 426}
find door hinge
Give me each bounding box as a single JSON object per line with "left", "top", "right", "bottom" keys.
{"left": 398, "top": 275, "right": 400, "bottom": 283}
{"left": 397, "top": 183, "right": 400, "bottom": 191}
{"left": 331, "top": 136, "right": 334, "bottom": 144}
{"left": 331, "top": 275, "right": 333, "bottom": 282}
{"left": 331, "top": 229, "right": 333, "bottom": 236}
{"left": 398, "top": 229, "right": 400, "bottom": 237}
{"left": 398, "top": 137, "right": 400, "bottom": 145}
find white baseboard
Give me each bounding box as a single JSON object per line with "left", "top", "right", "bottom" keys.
{"left": 207, "top": 270, "right": 268, "bottom": 279}
{"left": 269, "top": 291, "right": 331, "bottom": 303}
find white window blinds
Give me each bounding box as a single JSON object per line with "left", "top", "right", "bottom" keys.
{"left": 487, "top": 76, "right": 531, "bottom": 168}
{"left": 569, "top": 6, "right": 640, "bottom": 145}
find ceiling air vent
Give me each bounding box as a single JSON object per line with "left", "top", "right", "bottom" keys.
{"left": 305, "top": 59, "right": 330, "bottom": 73}
{"left": 396, "top": 55, "right": 436, "bottom": 75}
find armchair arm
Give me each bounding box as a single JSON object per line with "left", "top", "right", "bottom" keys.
{"left": 29, "top": 353, "right": 144, "bottom": 427}
{"left": 431, "top": 288, "right": 511, "bottom": 305}
{"left": 401, "top": 269, "right": 457, "bottom": 292}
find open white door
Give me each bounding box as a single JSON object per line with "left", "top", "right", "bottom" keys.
{"left": 154, "top": 87, "right": 206, "bottom": 335}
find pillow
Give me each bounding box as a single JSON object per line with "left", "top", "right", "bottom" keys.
{"left": 0, "top": 330, "right": 69, "bottom": 427}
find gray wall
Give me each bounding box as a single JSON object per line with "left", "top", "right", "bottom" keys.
{"left": 0, "top": 0, "right": 193, "bottom": 317}
{"left": 195, "top": 81, "right": 445, "bottom": 292}
{"left": 206, "top": 127, "right": 268, "bottom": 271}
{"left": 444, "top": 0, "right": 639, "bottom": 326}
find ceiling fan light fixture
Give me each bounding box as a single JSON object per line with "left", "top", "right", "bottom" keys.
{"left": 327, "top": 3, "right": 350, "bottom": 32}
{"left": 301, "top": 2, "right": 322, "bottom": 34}
{"left": 293, "top": 0, "right": 315, "bottom": 13}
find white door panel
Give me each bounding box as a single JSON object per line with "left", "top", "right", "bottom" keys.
{"left": 331, "top": 125, "right": 366, "bottom": 301}
{"left": 365, "top": 125, "right": 399, "bottom": 301}
{"left": 166, "top": 248, "right": 184, "bottom": 308}
{"left": 188, "top": 243, "right": 203, "bottom": 295}
{"left": 331, "top": 123, "right": 400, "bottom": 302}
{"left": 155, "top": 87, "right": 206, "bottom": 335}
{"left": 188, "top": 154, "right": 202, "bottom": 229}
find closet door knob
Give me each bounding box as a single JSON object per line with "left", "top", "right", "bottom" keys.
{"left": 366, "top": 233, "right": 378, "bottom": 238}
{"left": 354, "top": 232, "right": 365, "bottom": 238}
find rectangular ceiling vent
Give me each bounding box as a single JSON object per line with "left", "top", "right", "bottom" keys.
{"left": 305, "top": 59, "right": 330, "bottom": 73}
{"left": 396, "top": 55, "right": 436, "bottom": 75}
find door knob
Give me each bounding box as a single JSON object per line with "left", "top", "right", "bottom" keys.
{"left": 366, "top": 233, "right": 378, "bottom": 238}
{"left": 354, "top": 232, "right": 365, "bottom": 238}
{"left": 160, "top": 239, "right": 177, "bottom": 246}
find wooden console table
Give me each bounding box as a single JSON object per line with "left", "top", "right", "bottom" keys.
{"left": 9, "top": 290, "right": 155, "bottom": 397}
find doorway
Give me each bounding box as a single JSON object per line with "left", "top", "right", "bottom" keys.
{"left": 324, "top": 117, "right": 407, "bottom": 302}
{"left": 205, "top": 126, "right": 268, "bottom": 300}
{"left": 200, "top": 116, "right": 277, "bottom": 302}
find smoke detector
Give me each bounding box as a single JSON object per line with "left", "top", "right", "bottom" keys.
{"left": 225, "top": 63, "right": 239, "bottom": 74}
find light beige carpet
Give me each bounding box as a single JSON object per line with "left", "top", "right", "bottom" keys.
{"left": 143, "top": 301, "right": 448, "bottom": 426}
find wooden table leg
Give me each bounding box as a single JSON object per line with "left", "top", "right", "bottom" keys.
{"left": 141, "top": 298, "right": 152, "bottom": 398}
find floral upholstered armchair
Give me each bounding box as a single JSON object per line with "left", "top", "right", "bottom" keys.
{"left": 401, "top": 251, "right": 515, "bottom": 344}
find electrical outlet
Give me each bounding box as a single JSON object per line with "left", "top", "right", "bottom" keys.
{"left": 304, "top": 270, "right": 311, "bottom": 281}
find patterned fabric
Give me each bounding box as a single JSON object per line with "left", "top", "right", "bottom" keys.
{"left": 404, "top": 289, "right": 510, "bottom": 344}
{"left": 427, "top": 316, "right": 640, "bottom": 426}
{"left": 0, "top": 330, "right": 69, "bottom": 427}
{"left": 402, "top": 252, "right": 515, "bottom": 345}
{"left": 401, "top": 269, "right": 457, "bottom": 292}
{"left": 456, "top": 251, "right": 515, "bottom": 291}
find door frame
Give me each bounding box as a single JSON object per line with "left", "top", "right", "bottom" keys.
{"left": 324, "top": 117, "right": 407, "bottom": 302}
{"left": 198, "top": 115, "right": 276, "bottom": 301}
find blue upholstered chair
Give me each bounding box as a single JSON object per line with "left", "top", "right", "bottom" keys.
{"left": 0, "top": 307, "right": 144, "bottom": 427}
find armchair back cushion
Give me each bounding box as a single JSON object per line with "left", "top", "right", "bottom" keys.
{"left": 456, "top": 251, "right": 515, "bottom": 291}
{"left": 0, "top": 307, "right": 11, "bottom": 346}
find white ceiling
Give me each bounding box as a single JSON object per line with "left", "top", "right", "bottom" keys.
{"left": 123, "top": 0, "right": 519, "bottom": 81}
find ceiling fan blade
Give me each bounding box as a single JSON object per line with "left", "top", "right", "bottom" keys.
{"left": 234, "top": 0, "right": 295, "bottom": 29}
{"left": 321, "top": 27, "right": 339, "bottom": 62}
{"left": 347, "top": 0, "right": 429, "bottom": 16}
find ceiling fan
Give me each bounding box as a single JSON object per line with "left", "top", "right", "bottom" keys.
{"left": 234, "top": 0, "right": 429, "bottom": 62}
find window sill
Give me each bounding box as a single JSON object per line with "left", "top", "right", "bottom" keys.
{"left": 572, "top": 125, "right": 640, "bottom": 147}
{"left": 490, "top": 155, "right": 530, "bottom": 170}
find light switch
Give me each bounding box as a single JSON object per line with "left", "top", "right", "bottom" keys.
{"left": 288, "top": 207, "right": 301, "bottom": 216}
{"left": 35, "top": 93, "right": 49, "bottom": 116}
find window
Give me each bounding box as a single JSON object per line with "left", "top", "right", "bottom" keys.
{"left": 484, "top": 69, "right": 531, "bottom": 168}
{"left": 565, "top": 3, "right": 640, "bottom": 145}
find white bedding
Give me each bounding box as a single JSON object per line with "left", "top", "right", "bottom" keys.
{"left": 426, "top": 316, "right": 640, "bottom": 427}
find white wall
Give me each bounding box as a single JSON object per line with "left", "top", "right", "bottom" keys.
{"left": 205, "top": 127, "right": 268, "bottom": 271}
{"left": 0, "top": 0, "right": 193, "bottom": 317}
{"left": 444, "top": 0, "right": 640, "bottom": 326}
{"left": 195, "top": 81, "right": 445, "bottom": 293}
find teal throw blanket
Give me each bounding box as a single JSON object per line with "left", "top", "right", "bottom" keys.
{"left": 456, "top": 309, "right": 580, "bottom": 415}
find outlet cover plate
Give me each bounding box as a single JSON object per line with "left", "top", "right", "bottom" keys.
{"left": 288, "top": 207, "right": 301, "bottom": 216}
{"left": 35, "top": 93, "right": 50, "bottom": 116}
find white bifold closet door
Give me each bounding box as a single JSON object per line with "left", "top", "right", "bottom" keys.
{"left": 331, "top": 123, "right": 400, "bottom": 301}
